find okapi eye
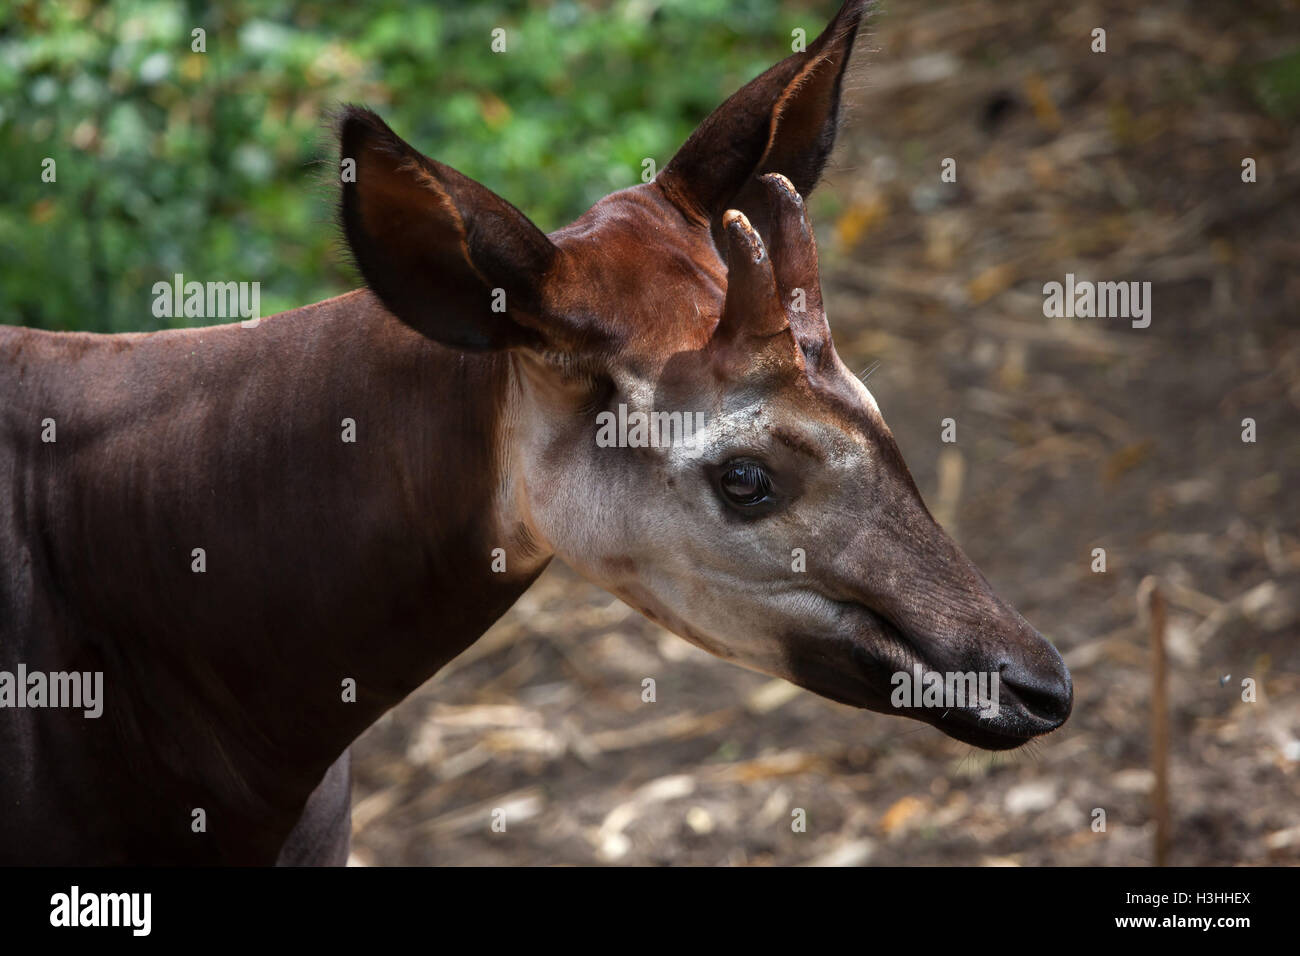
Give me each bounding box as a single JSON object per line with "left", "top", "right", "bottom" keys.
{"left": 718, "top": 460, "right": 773, "bottom": 507}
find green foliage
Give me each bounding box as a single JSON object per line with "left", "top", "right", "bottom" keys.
{"left": 1248, "top": 47, "right": 1300, "bottom": 120}
{"left": 0, "top": 0, "right": 822, "bottom": 331}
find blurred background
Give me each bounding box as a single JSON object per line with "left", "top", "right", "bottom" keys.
{"left": 3, "top": 0, "right": 1297, "bottom": 864}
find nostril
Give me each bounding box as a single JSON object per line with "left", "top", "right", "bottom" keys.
{"left": 998, "top": 660, "right": 1073, "bottom": 726}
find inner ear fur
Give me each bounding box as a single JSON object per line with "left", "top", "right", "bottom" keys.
{"left": 338, "top": 106, "right": 558, "bottom": 351}
{"left": 657, "top": 0, "right": 869, "bottom": 231}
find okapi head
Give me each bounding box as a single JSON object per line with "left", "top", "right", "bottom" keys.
{"left": 338, "top": 0, "right": 1071, "bottom": 750}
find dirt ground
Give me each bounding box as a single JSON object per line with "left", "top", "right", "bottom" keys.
{"left": 349, "top": 0, "right": 1300, "bottom": 866}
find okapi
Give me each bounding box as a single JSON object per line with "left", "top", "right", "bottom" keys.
{"left": 0, "top": 0, "right": 1070, "bottom": 865}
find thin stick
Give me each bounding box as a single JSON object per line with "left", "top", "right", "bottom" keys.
{"left": 1140, "top": 576, "right": 1170, "bottom": 867}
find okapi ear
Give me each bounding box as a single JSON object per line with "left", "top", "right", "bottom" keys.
{"left": 338, "top": 107, "right": 558, "bottom": 351}
{"left": 657, "top": 0, "right": 868, "bottom": 227}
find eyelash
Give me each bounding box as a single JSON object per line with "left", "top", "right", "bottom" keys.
{"left": 717, "top": 460, "right": 774, "bottom": 508}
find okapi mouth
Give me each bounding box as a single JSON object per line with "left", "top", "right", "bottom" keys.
{"left": 782, "top": 602, "right": 1073, "bottom": 752}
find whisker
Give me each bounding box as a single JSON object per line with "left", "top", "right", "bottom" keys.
{"left": 857, "top": 360, "right": 881, "bottom": 384}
